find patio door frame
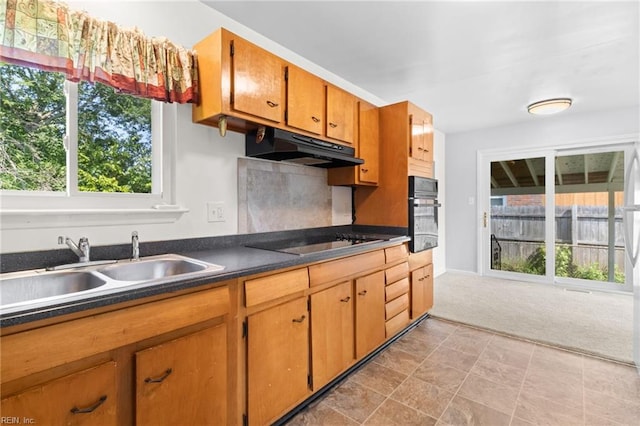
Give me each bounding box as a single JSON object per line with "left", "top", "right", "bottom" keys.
{"left": 477, "top": 136, "right": 637, "bottom": 293}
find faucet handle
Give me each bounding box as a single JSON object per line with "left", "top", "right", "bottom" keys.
{"left": 58, "top": 236, "right": 65, "bottom": 245}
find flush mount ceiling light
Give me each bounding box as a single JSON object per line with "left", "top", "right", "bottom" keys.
{"left": 527, "top": 98, "right": 572, "bottom": 115}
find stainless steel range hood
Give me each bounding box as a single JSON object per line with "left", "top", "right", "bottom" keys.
{"left": 245, "top": 127, "right": 364, "bottom": 168}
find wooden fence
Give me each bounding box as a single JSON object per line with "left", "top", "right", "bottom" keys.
{"left": 491, "top": 206, "right": 626, "bottom": 269}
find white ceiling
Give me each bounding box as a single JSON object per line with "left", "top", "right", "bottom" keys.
{"left": 201, "top": 1, "right": 639, "bottom": 134}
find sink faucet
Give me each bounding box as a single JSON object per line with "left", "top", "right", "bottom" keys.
{"left": 59, "top": 236, "right": 90, "bottom": 263}
{"left": 131, "top": 231, "right": 140, "bottom": 260}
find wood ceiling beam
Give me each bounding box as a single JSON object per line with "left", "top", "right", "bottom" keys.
{"left": 499, "top": 161, "right": 519, "bottom": 187}
{"left": 584, "top": 155, "right": 589, "bottom": 184}
{"left": 524, "top": 159, "right": 540, "bottom": 186}
{"left": 607, "top": 151, "right": 621, "bottom": 182}
{"left": 555, "top": 158, "right": 564, "bottom": 185}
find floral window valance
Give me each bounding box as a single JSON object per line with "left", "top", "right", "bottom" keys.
{"left": 0, "top": 0, "right": 198, "bottom": 103}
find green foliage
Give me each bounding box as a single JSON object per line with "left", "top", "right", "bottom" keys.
{"left": 501, "top": 245, "right": 625, "bottom": 284}
{"left": 77, "top": 81, "right": 151, "bottom": 193}
{"left": 0, "top": 63, "right": 66, "bottom": 190}
{"left": 0, "top": 62, "right": 152, "bottom": 193}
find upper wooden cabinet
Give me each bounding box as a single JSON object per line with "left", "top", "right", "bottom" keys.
{"left": 409, "top": 106, "right": 433, "bottom": 163}
{"left": 193, "top": 28, "right": 360, "bottom": 148}
{"left": 231, "top": 36, "right": 283, "bottom": 123}
{"left": 328, "top": 100, "right": 380, "bottom": 186}
{"left": 326, "top": 85, "right": 356, "bottom": 145}
{"left": 354, "top": 100, "right": 434, "bottom": 226}
{"left": 193, "top": 28, "right": 285, "bottom": 131}
{"left": 286, "top": 64, "right": 324, "bottom": 135}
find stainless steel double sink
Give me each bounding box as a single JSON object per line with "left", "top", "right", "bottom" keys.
{"left": 0, "top": 254, "right": 225, "bottom": 310}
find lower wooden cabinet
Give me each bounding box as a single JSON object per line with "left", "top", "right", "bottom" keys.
{"left": 310, "top": 281, "right": 354, "bottom": 390}
{"left": 1, "top": 361, "right": 118, "bottom": 425}
{"left": 355, "top": 271, "right": 386, "bottom": 358}
{"left": 247, "top": 296, "right": 309, "bottom": 426}
{"left": 135, "top": 324, "right": 227, "bottom": 426}
{"left": 0, "top": 286, "right": 231, "bottom": 426}
{"left": 411, "top": 263, "right": 434, "bottom": 319}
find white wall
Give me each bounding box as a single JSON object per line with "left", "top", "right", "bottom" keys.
{"left": 445, "top": 106, "right": 640, "bottom": 273}
{"left": 0, "top": 1, "right": 386, "bottom": 253}
{"left": 433, "top": 129, "right": 446, "bottom": 277}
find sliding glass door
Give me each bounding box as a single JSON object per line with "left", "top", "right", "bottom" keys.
{"left": 481, "top": 144, "right": 634, "bottom": 293}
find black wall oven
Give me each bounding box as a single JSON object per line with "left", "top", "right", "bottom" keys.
{"left": 409, "top": 176, "right": 440, "bottom": 253}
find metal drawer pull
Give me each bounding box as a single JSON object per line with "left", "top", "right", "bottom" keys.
{"left": 329, "top": 122, "right": 338, "bottom": 128}
{"left": 144, "top": 368, "right": 173, "bottom": 384}
{"left": 358, "top": 290, "right": 367, "bottom": 296}
{"left": 340, "top": 296, "right": 351, "bottom": 303}
{"left": 292, "top": 315, "right": 306, "bottom": 323}
{"left": 71, "top": 395, "right": 107, "bottom": 414}
{"left": 361, "top": 168, "right": 368, "bottom": 173}
{"left": 311, "top": 116, "right": 320, "bottom": 122}
{"left": 266, "top": 100, "right": 279, "bottom": 108}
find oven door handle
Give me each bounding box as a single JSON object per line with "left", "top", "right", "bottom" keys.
{"left": 411, "top": 199, "right": 441, "bottom": 207}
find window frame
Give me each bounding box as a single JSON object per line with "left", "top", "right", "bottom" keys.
{"left": 0, "top": 78, "right": 185, "bottom": 229}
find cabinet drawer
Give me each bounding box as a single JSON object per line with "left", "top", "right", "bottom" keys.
{"left": 245, "top": 268, "right": 309, "bottom": 307}
{"left": 385, "top": 262, "right": 409, "bottom": 284}
{"left": 385, "top": 293, "right": 409, "bottom": 320}
{"left": 1, "top": 286, "right": 229, "bottom": 383}
{"left": 385, "top": 244, "right": 409, "bottom": 264}
{"left": 309, "top": 250, "right": 385, "bottom": 287}
{"left": 1, "top": 361, "right": 118, "bottom": 425}
{"left": 385, "top": 310, "right": 410, "bottom": 338}
{"left": 385, "top": 277, "right": 409, "bottom": 302}
{"left": 409, "top": 250, "right": 433, "bottom": 270}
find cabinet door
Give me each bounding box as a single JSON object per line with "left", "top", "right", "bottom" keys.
{"left": 355, "top": 271, "right": 386, "bottom": 358}
{"left": 136, "top": 325, "right": 227, "bottom": 426}
{"left": 310, "top": 281, "right": 354, "bottom": 389}
{"left": 326, "top": 85, "right": 355, "bottom": 144}
{"left": 231, "top": 36, "right": 283, "bottom": 122}
{"left": 410, "top": 114, "right": 426, "bottom": 161}
{"left": 1, "top": 361, "right": 117, "bottom": 425}
{"left": 286, "top": 65, "right": 324, "bottom": 135}
{"left": 358, "top": 101, "right": 380, "bottom": 184}
{"left": 411, "top": 264, "right": 434, "bottom": 319}
{"left": 248, "top": 297, "right": 309, "bottom": 426}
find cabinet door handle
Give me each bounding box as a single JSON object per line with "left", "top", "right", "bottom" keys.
{"left": 361, "top": 168, "right": 368, "bottom": 173}
{"left": 340, "top": 296, "right": 351, "bottom": 303}
{"left": 71, "top": 395, "right": 107, "bottom": 414}
{"left": 418, "top": 277, "right": 425, "bottom": 281}
{"left": 311, "top": 116, "right": 320, "bottom": 123}
{"left": 418, "top": 147, "right": 424, "bottom": 151}
{"left": 266, "top": 100, "right": 279, "bottom": 108}
{"left": 329, "top": 122, "right": 338, "bottom": 128}
{"left": 292, "top": 315, "right": 306, "bottom": 323}
{"left": 358, "top": 290, "right": 367, "bottom": 296}
{"left": 144, "top": 368, "right": 173, "bottom": 384}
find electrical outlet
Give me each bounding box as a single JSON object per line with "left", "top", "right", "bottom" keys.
{"left": 207, "top": 202, "right": 225, "bottom": 222}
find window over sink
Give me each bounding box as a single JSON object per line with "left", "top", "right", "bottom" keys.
{"left": 0, "top": 63, "right": 184, "bottom": 229}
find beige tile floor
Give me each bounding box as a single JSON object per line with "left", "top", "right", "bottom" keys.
{"left": 287, "top": 318, "right": 640, "bottom": 426}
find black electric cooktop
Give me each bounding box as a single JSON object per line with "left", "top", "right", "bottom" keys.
{"left": 247, "top": 233, "right": 387, "bottom": 256}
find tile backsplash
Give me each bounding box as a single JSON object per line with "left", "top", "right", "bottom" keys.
{"left": 238, "top": 158, "right": 333, "bottom": 233}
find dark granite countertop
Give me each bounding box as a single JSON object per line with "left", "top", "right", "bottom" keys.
{"left": 1, "top": 225, "right": 409, "bottom": 328}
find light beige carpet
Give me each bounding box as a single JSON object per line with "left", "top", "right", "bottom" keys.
{"left": 430, "top": 272, "right": 634, "bottom": 364}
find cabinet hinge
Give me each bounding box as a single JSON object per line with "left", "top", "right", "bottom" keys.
{"left": 284, "top": 109, "right": 288, "bottom": 122}
{"left": 243, "top": 414, "right": 248, "bottom": 426}
{"left": 307, "top": 298, "right": 311, "bottom": 312}
{"left": 242, "top": 319, "right": 248, "bottom": 339}
{"left": 230, "top": 41, "right": 234, "bottom": 57}
{"left": 284, "top": 67, "right": 288, "bottom": 81}
{"left": 307, "top": 373, "right": 313, "bottom": 389}
{"left": 230, "top": 91, "right": 234, "bottom": 105}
